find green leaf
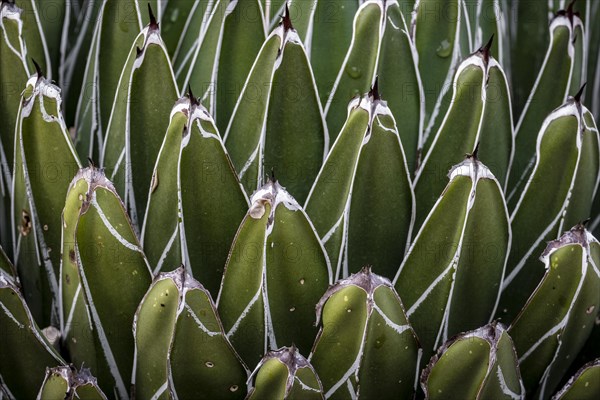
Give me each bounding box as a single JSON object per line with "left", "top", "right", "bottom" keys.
{"left": 37, "top": 366, "right": 107, "bottom": 400}
{"left": 73, "top": 167, "right": 152, "bottom": 398}
{"left": 101, "top": 22, "right": 179, "bottom": 229}
{"left": 414, "top": 44, "right": 514, "bottom": 230}
{"left": 0, "top": 1, "right": 30, "bottom": 256}
{"left": 414, "top": 0, "right": 462, "bottom": 142}
{"left": 305, "top": 89, "right": 415, "bottom": 280}
{"left": 560, "top": 109, "right": 600, "bottom": 230}
{"left": 142, "top": 95, "right": 249, "bottom": 295}
{"left": 218, "top": 180, "right": 331, "bottom": 368}
{"left": 323, "top": 1, "right": 381, "bottom": 144}
{"left": 508, "top": 224, "right": 600, "bottom": 398}
{"left": 568, "top": 17, "right": 586, "bottom": 96}
{"left": 395, "top": 156, "right": 510, "bottom": 361}
{"left": 553, "top": 359, "right": 600, "bottom": 400}
{"left": 224, "top": 18, "right": 327, "bottom": 204}
{"left": 13, "top": 0, "right": 51, "bottom": 79}
{"left": 0, "top": 245, "right": 15, "bottom": 282}
{"left": 183, "top": 0, "right": 266, "bottom": 132}
{"left": 159, "top": 0, "right": 200, "bottom": 57}
{"left": 289, "top": 0, "right": 359, "bottom": 104}
{"left": 29, "top": 0, "right": 65, "bottom": 80}
{"left": 74, "top": 0, "right": 142, "bottom": 162}
{"left": 508, "top": 11, "right": 580, "bottom": 198}
{"left": 59, "top": 0, "right": 103, "bottom": 127}
{"left": 585, "top": 1, "right": 600, "bottom": 117}
{"left": 0, "top": 276, "right": 65, "bottom": 399}
{"left": 171, "top": 0, "right": 215, "bottom": 83}
{"left": 310, "top": 267, "right": 420, "bottom": 399}
{"left": 133, "top": 267, "right": 247, "bottom": 400}
{"left": 12, "top": 75, "right": 81, "bottom": 326}
{"left": 509, "top": 0, "right": 550, "bottom": 115}
{"left": 421, "top": 322, "right": 525, "bottom": 400}
{"left": 247, "top": 347, "right": 323, "bottom": 400}
{"left": 500, "top": 98, "right": 598, "bottom": 321}
{"left": 59, "top": 168, "right": 103, "bottom": 385}
{"left": 474, "top": 0, "right": 511, "bottom": 72}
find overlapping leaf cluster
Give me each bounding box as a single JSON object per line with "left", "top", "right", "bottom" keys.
{"left": 0, "top": 0, "right": 599, "bottom": 399}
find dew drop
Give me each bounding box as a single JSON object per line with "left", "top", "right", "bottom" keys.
{"left": 346, "top": 65, "right": 362, "bottom": 79}
{"left": 78, "top": 194, "right": 83, "bottom": 201}
{"left": 436, "top": 39, "right": 452, "bottom": 58}
{"left": 230, "top": 385, "right": 239, "bottom": 392}
{"left": 205, "top": 361, "right": 214, "bottom": 368}
{"left": 43, "top": 224, "right": 48, "bottom": 231}
{"left": 169, "top": 8, "right": 179, "bottom": 22}
{"left": 299, "top": 278, "right": 305, "bottom": 285}
{"left": 289, "top": 307, "right": 296, "bottom": 312}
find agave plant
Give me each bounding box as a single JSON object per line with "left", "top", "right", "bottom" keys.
{"left": 1, "top": 0, "right": 599, "bottom": 399}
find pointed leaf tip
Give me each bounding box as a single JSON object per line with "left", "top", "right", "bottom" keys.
{"left": 282, "top": 3, "right": 293, "bottom": 31}
{"left": 480, "top": 34, "right": 494, "bottom": 63}
{"left": 574, "top": 82, "right": 586, "bottom": 102}
{"left": 368, "top": 77, "right": 380, "bottom": 101}
{"left": 148, "top": 3, "right": 158, "bottom": 29}
{"left": 31, "top": 58, "right": 44, "bottom": 78}
{"left": 467, "top": 142, "right": 480, "bottom": 160}
{"left": 187, "top": 85, "right": 199, "bottom": 106}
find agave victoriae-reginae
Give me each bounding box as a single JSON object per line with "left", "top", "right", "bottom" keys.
{"left": 0, "top": 0, "right": 599, "bottom": 399}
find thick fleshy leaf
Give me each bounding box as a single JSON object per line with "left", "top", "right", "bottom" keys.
{"left": 509, "top": 0, "right": 550, "bottom": 115}
{"left": 508, "top": 9, "right": 580, "bottom": 197}
{"left": 325, "top": 0, "right": 423, "bottom": 170}
{"left": 323, "top": 1, "right": 380, "bottom": 145}
{"left": 183, "top": 0, "right": 266, "bottom": 131}
{"left": 26, "top": 0, "right": 65, "bottom": 80}
{"left": 553, "top": 359, "right": 600, "bottom": 400}
{"left": 421, "top": 322, "right": 525, "bottom": 400}
{"left": 289, "top": 0, "right": 359, "bottom": 104}
{"left": 101, "top": 21, "right": 179, "bottom": 229}
{"left": 12, "top": 75, "right": 81, "bottom": 326}
{"left": 171, "top": 0, "right": 214, "bottom": 81}
{"left": 0, "top": 246, "right": 15, "bottom": 282}
{"left": 508, "top": 224, "right": 600, "bottom": 398}
{"left": 217, "top": 180, "right": 331, "bottom": 368}
{"left": 59, "top": 168, "right": 103, "bottom": 386}
{"left": 159, "top": 0, "right": 200, "bottom": 57}
{"left": 310, "top": 267, "right": 420, "bottom": 399}
{"left": 133, "top": 267, "right": 247, "bottom": 400}
{"left": 73, "top": 0, "right": 142, "bottom": 161}
{"left": 0, "top": 1, "right": 30, "bottom": 256}
{"left": 561, "top": 109, "right": 600, "bottom": 230}
{"left": 305, "top": 88, "right": 415, "bottom": 280}
{"left": 0, "top": 276, "right": 65, "bottom": 400}
{"left": 37, "top": 366, "right": 107, "bottom": 400}
{"left": 59, "top": 0, "right": 103, "bottom": 126}
{"left": 413, "top": 0, "right": 463, "bottom": 144}
{"left": 568, "top": 16, "right": 586, "bottom": 96}
{"left": 414, "top": 42, "right": 514, "bottom": 230}
{"left": 224, "top": 16, "right": 327, "bottom": 204}
{"left": 499, "top": 97, "right": 599, "bottom": 321}
{"left": 586, "top": 1, "right": 600, "bottom": 117}
{"left": 395, "top": 156, "right": 510, "bottom": 361}
{"left": 12, "top": 0, "right": 51, "bottom": 79}
{"left": 72, "top": 167, "right": 152, "bottom": 399}
{"left": 248, "top": 347, "right": 323, "bottom": 400}
{"left": 474, "top": 0, "right": 511, "bottom": 68}
{"left": 142, "top": 95, "right": 248, "bottom": 295}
